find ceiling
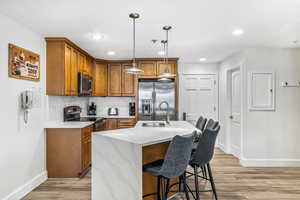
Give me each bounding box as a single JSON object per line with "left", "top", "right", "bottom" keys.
{"left": 0, "top": 0, "right": 300, "bottom": 62}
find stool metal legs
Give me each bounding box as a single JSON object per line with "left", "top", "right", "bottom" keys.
{"left": 194, "top": 166, "right": 200, "bottom": 200}
{"left": 207, "top": 163, "right": 218, "bottom": 200}
{"left": 188, "top": 163, "right": 218, "bottom": 200}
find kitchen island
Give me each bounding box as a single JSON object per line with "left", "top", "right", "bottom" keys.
{"left": 92, "top": 121, "right": 197, "bottom": 200}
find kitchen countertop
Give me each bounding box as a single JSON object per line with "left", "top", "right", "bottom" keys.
{"left": 93, "top": 121, "right": 197, "bottom": 146}
{"left": 45, "top": 121, "right": 94, "bottom": 129}
{"left": 81, "top": 115, "right": 136, "bottom": 119}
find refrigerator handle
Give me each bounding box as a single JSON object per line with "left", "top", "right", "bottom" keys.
{"left": 152, "top": 91, "right": 156, "bottom": 120}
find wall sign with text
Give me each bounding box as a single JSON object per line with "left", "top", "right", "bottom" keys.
{"left": 8, "top": 43, "right": 40, "bottom": 82}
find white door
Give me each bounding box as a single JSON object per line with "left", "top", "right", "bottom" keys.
{"left": 230, "top": 69, "right": 241, "bottom": 158}
{"left": 182, "top": 74, "right": 218, "bottom": 125}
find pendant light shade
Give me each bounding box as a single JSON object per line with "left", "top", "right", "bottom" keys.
{"left": 124, "top": 13, "right": 144, "bottom": 74}
{"left": 158, "top": 26, "right": 176, "bottom": 80}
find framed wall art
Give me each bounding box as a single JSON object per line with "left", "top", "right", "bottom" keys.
{"left": 8, "top": 43, "right": 40, "bottom": 81}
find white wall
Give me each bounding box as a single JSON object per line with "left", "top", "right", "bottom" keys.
{"left": 219, "top": 48, "right": 300, "bottom": 166}
{"left": 178, "top": 62, "right": 219, "bottom": 120}
{"left": 0, "top": 13, "right": 47, "bottom": 199}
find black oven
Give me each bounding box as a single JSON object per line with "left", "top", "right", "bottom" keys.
{"left": 78, "top": 72, "right": 92, "bottom": 96}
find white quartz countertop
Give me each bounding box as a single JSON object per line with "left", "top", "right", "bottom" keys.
{"left": 93, "top": 121, "right": 198, "bottom": 146}
{"left": 45, "top": 121, "right": 94, "bottom": 129}
{"left": 81, "top": 115, "right": 136, "bottom": 119}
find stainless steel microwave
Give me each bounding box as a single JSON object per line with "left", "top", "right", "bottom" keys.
{"left": 78, "top": 72, "right": 92, "bottom": 96}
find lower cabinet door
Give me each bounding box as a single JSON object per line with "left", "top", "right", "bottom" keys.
{"left": 105, "top": 119, "right": 118, "bottom": 130}
{"left": 118, "top": 118, "right": 136, "bottom": 128}
{"left": 82, "top": 136, "right": 91, "bottom": 171}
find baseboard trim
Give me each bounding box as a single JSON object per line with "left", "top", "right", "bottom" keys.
{"left": 3, "top": 171, "right": 47, "bottom": 200}
{"left": 240, "top": 159, "right": 300, "bottom": 167}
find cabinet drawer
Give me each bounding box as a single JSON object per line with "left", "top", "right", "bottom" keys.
{"left": 118, "top": 118, "right": 136, "bottom": 129}
{"left": 82, "top": 125, "right": 92, "bottom": 139}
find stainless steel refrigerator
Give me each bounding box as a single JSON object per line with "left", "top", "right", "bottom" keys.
{"left": 138, "top": 79, "right": 175, "bottom": 121}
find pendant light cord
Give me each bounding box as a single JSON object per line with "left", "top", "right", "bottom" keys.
{"left": 133, "top": 17, "right": 136, "bottom": 65}
{"left": 166, "top": 29, "right": 169, "bottom": 65}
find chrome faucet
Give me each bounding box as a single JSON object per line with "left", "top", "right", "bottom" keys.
{"left": 159, "top": 101, "right": 170, "bottom": 124}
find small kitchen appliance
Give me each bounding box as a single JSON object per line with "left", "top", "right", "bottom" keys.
{"left": 129, "top": 102, "right": 136, "bottom": 116}
{"left": 78, "top": 72, "right": 92, "bottom": 96}
{"left": 108, "top": 108, "right": 119, "bottom": 116}
{"left": 88, "top": 102, "right": 97, "bottom": 116}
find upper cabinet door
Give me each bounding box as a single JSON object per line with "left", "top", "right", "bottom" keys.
{"left": 86, "top": 57, "right": 93, "bottom": 77}
{"left": 64, "top": 44, "right": 72, "bottom": 95}
{"left": 70, "top": 48, "right": 78, "bottom": 95}
{"left": 78, "top": 52, "right": 86, "bottom": 74}
{"left": 93, "top": 62, "right": 107, "bottom": 96}
{"left": 122, "top": 64, "right": 136, "bottom": 96}
{"left": 156, "top": 61, "right": 176, "bottom": 76}
{"left": 108, "top": 64, "right": 122, "bottom": 96}
{"left": 138, "top": 61, "right": 157, "bottom": 77}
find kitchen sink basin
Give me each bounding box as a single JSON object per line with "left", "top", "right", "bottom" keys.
{"left": 141, "top": 122, "right": 166, "bottom": 127}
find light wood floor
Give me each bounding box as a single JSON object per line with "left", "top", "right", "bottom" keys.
{"left": 23, "top": 148, "right": 300, "bottom": 200}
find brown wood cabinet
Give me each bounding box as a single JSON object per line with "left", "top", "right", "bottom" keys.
{"left": 82, "top": 126, "right": 92, "bottom": 170}
{"left": 85, "top": 56, "right": 93, "bottom": 77}
{"left": 107, "top": 64, "right": 122, "bottom": 96}
{"left": 78, "top": 52, "right": 86, "bottom": 74}
{"left": 70, "top": 48, "right": 79, "bottom": 95}
{"left": 46, "top": 38, "right": 93, "bottom": 96}
{"left": 138, "top": 61, "right": 157, "bottom": 77}
{"left": 118, "top": 118, "right": 136, "bottom": 128}
{"left": 93, "top": 61, "right": 107, "bottom": 96}
{"left": 105, "top": 118, "right": 119, "bottom": 130}
{"left": 46, "top": 125, "right": 92, "bottom": 178}
{"left": 122, "top": 64, "right": 136, "bottom": 96}
{"left": 156, "top": 61, "right": 176, "bottom": 76}
{"left": 46, "top": 38, "right": 179, "bottom": 97}
{"left": 64, "top": 44, "right": 72, "bottom": 95}
{"left": 104, "top": 118, "right": 136, "bottom": 130}
{"left": 46, "top": 41, "right": 79, "bottom": 96}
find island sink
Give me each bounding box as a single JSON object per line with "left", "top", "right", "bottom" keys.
{"left": 141, "top": 122, "right": 166, "bottom": 127}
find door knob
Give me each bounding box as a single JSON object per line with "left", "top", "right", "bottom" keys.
{"left": 229, "top": 115, "right": 233, "bottom": 119}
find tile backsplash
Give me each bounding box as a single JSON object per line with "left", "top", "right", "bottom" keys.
{"left": 89, "top": 97, "right": 135, "bottom": 116}
{"left": 47, "top": 96, "right": 89, "bottom": 121}
{"left": 47, "top": 96, "right": 135, "bottom": 121}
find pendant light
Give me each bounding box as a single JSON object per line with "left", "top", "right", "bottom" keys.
{"left": 158, "top": 25, "right": 176, "bottom": 80}
{"left": 123, "top": 13, "right": 144, "bottom": 74}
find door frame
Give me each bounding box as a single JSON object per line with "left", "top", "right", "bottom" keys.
{"left": 225, "top": 64, "right": 245, "bottom": 159}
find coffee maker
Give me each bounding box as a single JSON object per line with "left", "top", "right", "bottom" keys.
{"left": 88, "top": 102, "right": 97, "bottom": 116}
{"left": 129, "top": 102, "right": 135, "bottom": 116}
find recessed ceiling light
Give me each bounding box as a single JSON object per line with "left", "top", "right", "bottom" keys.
{"left": 107, "top": 51, "right": 116, "bottom": 56}
{"left": 199, "top": 58, "right": 207, "bottom": 62}
{"left": 92, "top": 33, "right": 103, "bottom": 41}
{"left": 158, "top": 51, "right": 165, "bottom": 55}
{"left": 232, "top": 29, "right": 244, "bottom": 36}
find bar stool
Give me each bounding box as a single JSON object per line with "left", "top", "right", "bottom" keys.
{"left": 196, "top": 118, "right": 219, "bottom": 179}
{"left": 196, "top": 116, "right": 207, "bottom": 132}
{"left": 205, "top": 119, "right": 219, "bottom": 130}
{"left": 143, "top": 133, "right": 196, "bottom": 200}
{"left": 188, "top": 125, "right": 220, "bottom": 200}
